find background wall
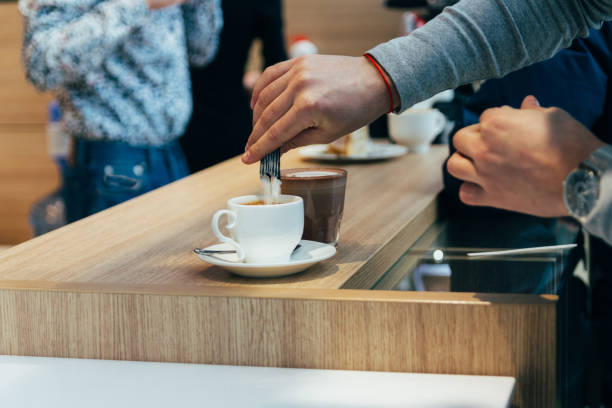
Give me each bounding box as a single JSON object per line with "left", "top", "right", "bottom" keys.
{"left": 0, "top": 0, "right": 404, "bottom": 245}
{"left": 0, "top": 3, "right": 56, "bottom": 245}
{"left": 284, "top": 0, "right": 403, "bottom": 56}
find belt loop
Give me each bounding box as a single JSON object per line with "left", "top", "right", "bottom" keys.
{"left": 146, "top": 143, "right": 161, "bottom": 175}
{"left": 146, "top": 144, "right": 154, "bottom": 170}
{"left": 165, "top": 140, "right": 178, "bottom": 179}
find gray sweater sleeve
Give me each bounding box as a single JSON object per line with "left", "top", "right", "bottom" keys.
{"left": 368, "top": 0, "right": 612, "bottom": 111}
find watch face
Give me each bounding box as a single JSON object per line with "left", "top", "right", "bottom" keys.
{"left": 564, "top": 169, "right": 600, "bottom": 218}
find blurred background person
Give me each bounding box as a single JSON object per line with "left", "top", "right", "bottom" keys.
{"left": 19, "top": 0, "right": 223, "bottom": 223}
{"left": 181, "top": 0, "right": 287, "bottom": 173}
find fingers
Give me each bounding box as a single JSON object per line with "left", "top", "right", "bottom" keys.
{"left": 250, "top": 59, "right": 296, "bottom": 109}
{"left": 242, "top": 106, "right": 314, "bottom": 164}
{"left": 452, "top": 124, "right": 480, "bottom": 159}
{"left": 520, "top": 95, "right": 541, "bottom": 110}
{"left": 247, "top": 87, "right": 294, "bottom": 151}
{"left": 478, "top": 106, "right": 507, "bottom": 126}
{"left": 252, "top": 72, "right": 291, "bottom": 127}
{"left": 447, "top": 152, "right": 479, "bottom": 184}
{"left": 459, "top": 182, "right": 488, "bottom": 207}
{"left": 280, "top": 127, "right": 331, "bottom": 154}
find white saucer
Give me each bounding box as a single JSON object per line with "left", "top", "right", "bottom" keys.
{"left": 299, "top": 142, "right": 407, "bottom": 162}
{"left": 196, "top": 240, "right": 336, "bottom": 278}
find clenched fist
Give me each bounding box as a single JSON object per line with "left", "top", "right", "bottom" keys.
{"left": 447, "top": 95, "right": 604, "bottom": 217}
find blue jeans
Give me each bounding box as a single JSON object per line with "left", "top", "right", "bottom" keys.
{"left": 62, "top": 139, "right": 189, "bottom": 223}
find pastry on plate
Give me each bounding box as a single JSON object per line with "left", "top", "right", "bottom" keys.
{"left": 327, "top": 126, "right": 370, "bottom": 156}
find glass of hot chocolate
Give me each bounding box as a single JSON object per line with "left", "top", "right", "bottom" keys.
{"left": 281, "top": 168, "right": 347, "bottom": 246}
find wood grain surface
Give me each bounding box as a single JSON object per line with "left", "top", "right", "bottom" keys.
{"left": 0, "top": 146, "right": 557, "bottom": 406}
{"left": 0, "top": 146, "right": 447, "bottom": 290}
{"left": 0, "top": 287, "right": 556, "bottom": 408}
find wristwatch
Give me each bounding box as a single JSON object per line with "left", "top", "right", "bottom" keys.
{"left": 563, "top": 146, "right": 612, "bottom": 221}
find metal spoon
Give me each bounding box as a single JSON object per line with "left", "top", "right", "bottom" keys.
{"left": 466, "top": 243, "right": 577, "bottom": 257}
{"left": 194, "top": 244, "right": 302, "bottom": 256}
{"left": 193, "top": 248, "right": 237, "bottom": 255}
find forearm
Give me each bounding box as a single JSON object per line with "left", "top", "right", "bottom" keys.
{"left": 182, "top": 0, "right": 222, "bottom": 66}
{"left": 369, "top": 0, "right": 612, "bottom": 111}
{"left": 584, "top": 170, "right": 612, "bottom": 245}
{"left": 21, "top": 0, "right": 149, "bottom": 90}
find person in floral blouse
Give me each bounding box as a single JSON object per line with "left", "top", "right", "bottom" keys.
{"left": 20, "top": 0, "right": 222, "bottom": 221}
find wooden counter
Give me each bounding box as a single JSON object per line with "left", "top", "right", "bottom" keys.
{"left": 0, "top": 146, "right": 556, "bottom": 407}
{"left": 0, "top": 146, "right": 445, "bottom": 290}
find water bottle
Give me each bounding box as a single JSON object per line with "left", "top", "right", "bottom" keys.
{"left": 29, "top": 100, "right": 69, "bottom": 236}
{"left": 289, "top": 35, "right": 318, "bottom": 58}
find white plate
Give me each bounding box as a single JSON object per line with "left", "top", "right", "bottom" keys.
{"left": 196, "top": 240, "right": 336, "bottom": 278}
{"left": 298, "top": 142, "right": 408, "bottom": 162}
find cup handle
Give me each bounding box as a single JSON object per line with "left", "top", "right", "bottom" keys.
{"left": 433, "top": 110, "right": 447, "bottom": 136}
{"left": 211, "top": 209, "right": 245, "bottom": 262}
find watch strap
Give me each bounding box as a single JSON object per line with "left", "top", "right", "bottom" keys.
{"left": 583, "top": 145, "right": 612, "bottom": 175}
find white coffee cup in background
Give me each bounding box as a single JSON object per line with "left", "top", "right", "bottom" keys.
{"left": 387, "top": 108, "right": 447, "bottom": 153}
{"left": 212, "top": 195, "right": 304, "bottom": 264}
{"left": 408, "top": 89, "right": 455, "bottom": 111}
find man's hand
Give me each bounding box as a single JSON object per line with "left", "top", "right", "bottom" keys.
{"left": 447, "top": 95, "right": 604, "bottom": 217}
{"left": 147, "top": 0, "right": 185, "bottom": 10}
{"left": 242, "top": 55, "right": 400, "bottom": 164}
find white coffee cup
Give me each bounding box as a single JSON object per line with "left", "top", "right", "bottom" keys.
{"left": 212, "top": 195, "right": 304, "bottom": 264}
{"left": 388, "top": 108, "right": 447, "bottom": 153}
{"left": 409, "top": 89, "right": 455, "bottom": 111}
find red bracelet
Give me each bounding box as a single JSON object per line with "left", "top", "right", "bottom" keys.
{"left": 363, "top": 53, "right": 395, "bottom": 114}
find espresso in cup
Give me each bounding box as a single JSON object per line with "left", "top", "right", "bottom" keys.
{"left": 242, "top": 200, "right": 283, "bottom": 205}
{"left": 212, "top": 195, "right": 303, "bottom": 263}
{"left": 281, "top": 168, "right": 347, "bottom": 246}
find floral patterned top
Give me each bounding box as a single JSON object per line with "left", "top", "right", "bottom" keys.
{"left": 19, "top": 0, "right": 222, "bottom": 146}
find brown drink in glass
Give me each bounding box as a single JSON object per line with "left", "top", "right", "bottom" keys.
{"left": 280, "top": 168, "right": 347, "bottom": 246}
